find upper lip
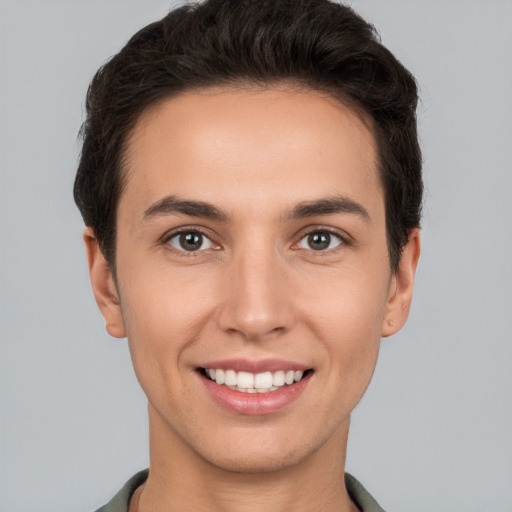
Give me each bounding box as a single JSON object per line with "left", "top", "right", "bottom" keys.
{"left": 198, "top": 359, "right": 311, "bottom": 373}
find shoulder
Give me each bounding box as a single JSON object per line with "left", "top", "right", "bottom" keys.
{"left": 345, "top": 473, "right": 387, "bottom": 512}
{"left": 94, "top": 469, "right": 149, "bottom": 512}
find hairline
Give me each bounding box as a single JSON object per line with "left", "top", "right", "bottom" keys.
{"left": 109, "top": 80, "right": 391, "bottom": 273}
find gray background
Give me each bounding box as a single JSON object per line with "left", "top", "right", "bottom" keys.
{"left": 1, "top": 1, "right": 511, "bottom": 511}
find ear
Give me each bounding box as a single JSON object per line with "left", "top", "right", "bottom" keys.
{"left": 83, "top": 227, "right": 126, "bottom": 338}
{"left": 381, "top": 229, "right": 421, "bottom": 338}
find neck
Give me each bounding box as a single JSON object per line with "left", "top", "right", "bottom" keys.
{"left": 135, "top": 404, "right": 357, "bottom": 512}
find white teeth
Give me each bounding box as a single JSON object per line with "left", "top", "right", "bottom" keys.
{"left": 254, "top": 372, "right": 273, "bottom": 389}
{"left": 205, "top": 367, "right": 308, "bottom": 392}
{"left": 225, "top": 370, "right": 237, "bottom": 386}
{"left": 237, "top": 371, "right": 254, "bottom": 389}
{"left": 215, "top": 369, "right": 225, "bottom": 385}
{"left": 272, "top": 370, "right": 285, "bottom": 386}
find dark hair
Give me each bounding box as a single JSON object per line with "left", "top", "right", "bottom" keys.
{"left": 74, "top": 0, "right": 422, "bottom": 271}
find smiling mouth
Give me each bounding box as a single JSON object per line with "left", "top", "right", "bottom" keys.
{"left": 200, "top": 368, "right": 313, "bottom": 393}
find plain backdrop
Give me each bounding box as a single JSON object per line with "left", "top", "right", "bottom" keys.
{"left": 1, "top": 1, "right": 511, "bottom": 511}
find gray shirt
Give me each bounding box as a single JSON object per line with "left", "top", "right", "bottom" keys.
{"left": 94, "top": 469, "right": 386, "bottom": 512}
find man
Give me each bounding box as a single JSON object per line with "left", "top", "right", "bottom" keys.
{"left": 74, "top": 0, "right": 422, "bottom": 510}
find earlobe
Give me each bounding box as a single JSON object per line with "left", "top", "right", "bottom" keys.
{"left": 381, "top": 229, "right": 421, "bottom": 338}
{"left": 83, "top": 227, "right": 126, "bottom": 339}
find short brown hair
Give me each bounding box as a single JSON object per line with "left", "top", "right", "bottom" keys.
{"left": 74, "top": 0, "right": 422, "bottom": 271}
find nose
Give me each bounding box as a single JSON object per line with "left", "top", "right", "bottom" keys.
{"left": 216, "top": 245, "right": 294, "bottom": 341}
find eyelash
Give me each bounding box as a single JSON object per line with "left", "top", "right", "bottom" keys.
{"left": 162, "top": 227, "right": 349, "bottom": 257}
{"left": 162, "top": 228, "right": 218, "bottom": 257}
{"left": 295, "top": 228, "right": 349, "bottom": 254}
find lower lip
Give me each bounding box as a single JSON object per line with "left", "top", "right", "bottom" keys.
{"left": 200, "top": 372, "right": 311, "bottom": 415}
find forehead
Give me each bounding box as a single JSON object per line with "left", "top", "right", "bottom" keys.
{"left": 120, "top": 86, "right": 382, "bottom": 219}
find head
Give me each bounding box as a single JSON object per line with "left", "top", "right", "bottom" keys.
{"left": 74, "top": 0, "right": 422, "bottom": 274}
{"left": 75, "top": 0, "right": 422, "bottom": 477}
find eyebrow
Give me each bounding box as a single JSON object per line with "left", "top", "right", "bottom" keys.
{"left": 288, "top": 196, "right": 371, "bottom": 222}
{"left": 143, "top": 195, "right": 229, "bottom": 221}
{"left": 142, "top": 194, "right": 370, "bottom": 223}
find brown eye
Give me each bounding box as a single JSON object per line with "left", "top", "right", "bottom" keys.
{"left": 298, "top": 231, "right": 342, "bottom": 251}
{"left": 168, "top": 231, "right": 214, "bottom": 252}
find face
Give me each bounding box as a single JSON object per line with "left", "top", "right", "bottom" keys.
{"left": 86, "top": 87, "right": 419, "bottom": 474}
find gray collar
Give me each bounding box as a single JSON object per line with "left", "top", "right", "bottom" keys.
{"left": 94, "top": 469, "right": 386, "bottom": 512}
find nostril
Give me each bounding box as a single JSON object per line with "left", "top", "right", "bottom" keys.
{"left": 215, "top": 278, "right": 294, "bottom": 340}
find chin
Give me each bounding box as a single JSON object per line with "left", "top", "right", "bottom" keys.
{"left": 204, "top": 444, "right": 309, "bottom": 474}
{"left": 191, "top": 423, "right": 332, "bottom": 475}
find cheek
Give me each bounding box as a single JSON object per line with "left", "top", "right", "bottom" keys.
{"left": 117, "top": 265, "right": 217, "bottom": 382}
{"left": 303, "top": 261, "right": 390, "bottom": 337}
{"left": 302, "top": 265, "right": 389, "bottom": 387}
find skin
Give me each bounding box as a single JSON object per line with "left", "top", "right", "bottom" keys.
{"left": 85, "top": 87, "right": 420, "bottom": 512}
